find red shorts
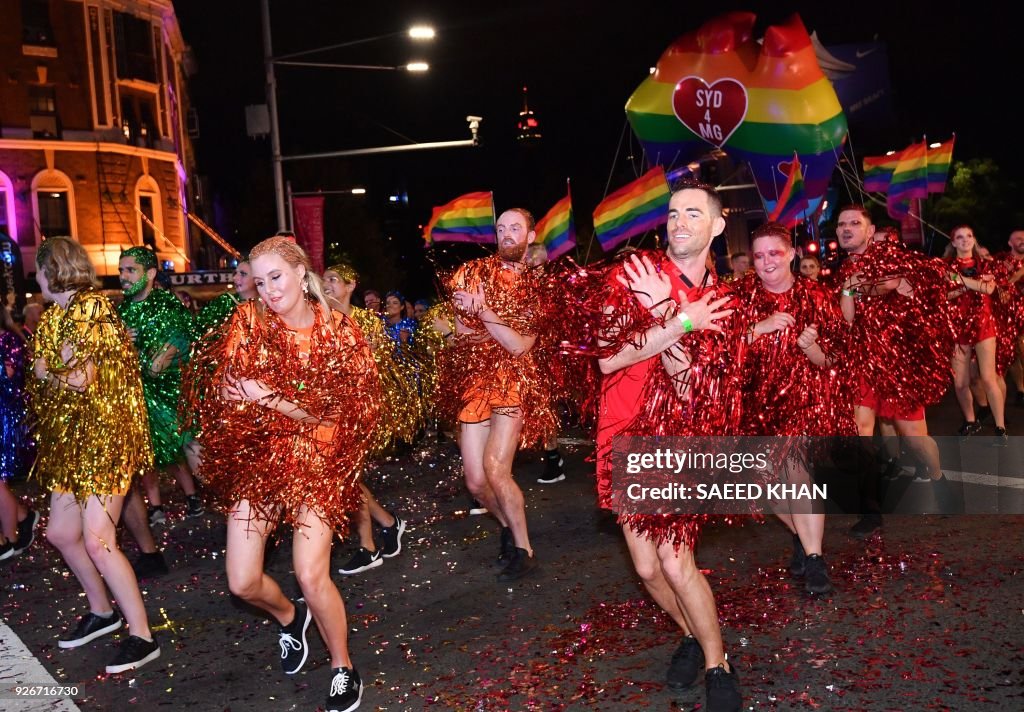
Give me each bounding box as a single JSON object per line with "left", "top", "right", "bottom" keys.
{"left": 855, "top": 379, "right": 925, "bottom": 421}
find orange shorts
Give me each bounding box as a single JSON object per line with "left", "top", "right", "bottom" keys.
{"left": 459, "top": 379, "right": 522, "bottom": 423}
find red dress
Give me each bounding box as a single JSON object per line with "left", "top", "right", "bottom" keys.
{"left": 946, "top": 257, "right": 997, "bottom": 345}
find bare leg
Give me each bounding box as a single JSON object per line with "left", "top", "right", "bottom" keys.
{"left": 951, "top": 345, "right": 976, "bottom": 422}
{"left": 122, "top": 487, "right": 158, "bottom": 554}
{"left": 0, "top": 481, "right": 18, "bottom": 541}
{"left": 896, "top": 419, "right": 942, "bottom": 479}
{"left": 293, "top": 506, "right": 351, "bottom": 669}
{"left": 483, "top": 410, "right": 530, "bottom": 553}
{"left": 169, "top": 462, "right": 197, "bottom": 498}
{"left": 46, "top": 492, "right": 113, "bottom": 615}
{"left": 975, "top": 338, "right": 1005, "bottom": 428}
{"left": 141, "top": 471, "right": 162, "bottom": 508}
{"left": 656, "top": 538, "right": 728, "bottom": 670}
{"left": 362, "top": 483, "right": 395, "bottom": 528}
{"left": 81, "top": 494, "right": 151, "bottom": 638}
{"left": 460, "top": 420, "right": 507, "bottom": 527}
{"left": 622, "top": 525, "right": 693, "bottom": 634}
{"left": 225, "top": 500, "right": 292, "bottom": 624}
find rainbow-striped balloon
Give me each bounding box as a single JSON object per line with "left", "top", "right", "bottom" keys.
{"left": 625, "top": 12, "right": 847, "bottom": 217}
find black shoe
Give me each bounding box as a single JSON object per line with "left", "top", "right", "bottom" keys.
{"left": 849, "top": 514, "right": 882, "bottom": 540}
{"left": 912, "top": 465, "right": 932, "bottom": 483}
{"left": 537, "top": 451, "right": 566, "bottom": 484}
{"left": 132, "top": 551, "right": 169, "bottom": 580}
{"left": 337, "top": 547, "right": 383, "bottom": 575}
{"left": 496, "top": 547, "right": 538, "bottom": 582}
{"left": 327, "top": 666, "right": 363, "bottom": 712}
{"left": 468, "top": 498, "right": 488, "bottom": 515}
{"left": 279, "top": 599, "right": 311, "bottom": 675}
{"left": 705, "top": 662, "right": 742, "bottom": 712}
{"left": 879, "top": 457, "right": 901, "bottom": 481}
{"left": 379, "top": 516, "right": 406, "bottom": 558}
{"left": 105, "top": 635, "right": 160, "bottom": 674}
{"left": 13, "top": 509, "right": 40, "bottom": 555}
{"left": 932, "top": 475, "right": 963, "bottom": 514}
{"left": 803, "top": 554, "right": 834, "bottom": 595}
{"left": 957, "top": 420, "right": 980, "bottom": 437}
{"left": 666, "top": 635, "right": 704, "bottom": 690}
{"left": 788, "top": 533, "right": 806, "bottom": 578}
{"left": 976, "top": 405, "right": 992, "bottom": 424}
{"left": 0, "top": 541, "right": 13, "bottom": 561}
{"left": 992, "top": 426, "right": 1008, "bottom": 447}
{"left": 185, "top": 495, "right": 204, "bottom": 518}
{"left": 496, "top": 526, "right": 515, "bottom": 566}
{"left": 59, "top": 611, "right": 123, "bottom": 648}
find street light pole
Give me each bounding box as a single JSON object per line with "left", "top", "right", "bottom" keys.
{"left": 260, "top": 0, "right": 288, "bottom": 231}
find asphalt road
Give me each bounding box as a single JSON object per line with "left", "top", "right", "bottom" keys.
{"left": 1, "top": 391, "right": 1022, "bottom": 711}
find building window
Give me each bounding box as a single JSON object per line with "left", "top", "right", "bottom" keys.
{"left": 139, "top": 195, "right": 156, "bottom": 250}
{"left": 113, "top": 12, "right": 156, "bottom": 83}
{"left": 119, "top": 89, "right": 157, "bottom": 147}
{"left": 0, "top": 191, "right": 9, "bottom": 236}
{"left": 38, "top": 191, "right": 71, "bottom": 237}
{"left": 22, "top": 0, "right": 55, "bottom": 46}
{"left": 28, "top": 85, "right": 59, "bottom": 138}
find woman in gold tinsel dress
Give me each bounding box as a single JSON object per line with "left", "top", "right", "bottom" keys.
{"left": 29, "top": 236, "right": 161, "bottom": 674}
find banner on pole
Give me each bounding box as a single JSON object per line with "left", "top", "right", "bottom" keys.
{"left": 292, "top": 196, "right": 326, "bottom": 274}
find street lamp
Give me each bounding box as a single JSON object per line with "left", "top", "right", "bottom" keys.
{"left": 260, "top": 0, "right": 436, "bottom": 230}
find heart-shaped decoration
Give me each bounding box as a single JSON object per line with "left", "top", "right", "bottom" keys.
{"left": 777, "top": 159, "right": 794, "bottom": 177}
{"left": 671, "top": 76, "right": 749, "bottom": 148}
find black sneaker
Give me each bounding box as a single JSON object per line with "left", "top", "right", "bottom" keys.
{"left": 279, "top": 599, "right": 311, "bottom": 675}
{"left": 105, "top": 635, "right": 160, "bottom": 674}
{"left": 666, "top": 635, "right": 704, "bottom": 690}
{"left": 13, "top": 509, "right": 40, "bottom": 555}
{"left": 379, "top": 516, "right": 406, "bottom": 558}
{"left": 59, "top": 611, "right": 123, "bottom": 648}
{"left": 468, "top": 498, "right": 488, "bottom": 515}
{"left": 327, "top": 666, "right": 363, "bottom": 712}
{"left": 932, "top": 475, "right": 963, "bottom": 514}
{"left": 788, "top": 533, "right": 806, "bottom": 578}
{"left": 992, "top": 426, "right": 1008, "bottom": 447}
{"left": 185, "top": 495, "right": 205, "bottom": 518}
{"left": 537, "top": 452, "right": 566, "bottom": 484}
{"left": 148, "top": 505, "right": 166, "bottom": 527}
{"left": 338, "top": 547, "right": 383, "bottom": 575}
{"left": 705, "top": 662, "right": 742, "bottom": 712}
{"left": 496, "top": 527, "right": 515, "bottom": 566}
{"left": 497, "top": 547, "right": 538, "bottom": 582}
{"left": 849, "top": 514, "right": 882, "bottom": 540}
{"left": 957, "top": 420, "right": 979, "bottom": 438}
{"left": 0, "top": 541, "right": 14, "bottom": 562}
{"left": 132, "top": 551, "right": 169, "bottom": 580}
{"left": 803, "top": 554, "right": 834, "bottom": 595}
{"left": 879, "top": 457, "right": 902, "bottom": 481}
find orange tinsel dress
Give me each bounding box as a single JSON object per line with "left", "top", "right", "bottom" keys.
{"left": 182, "top": 301, "right": 380, "bottom": 528}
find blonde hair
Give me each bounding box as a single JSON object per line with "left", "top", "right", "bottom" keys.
{"left": 248, "top": 236, "right": 334, "bottom": 324}
{"left": 35, "top": 236, "right": 98, "bottom": 293}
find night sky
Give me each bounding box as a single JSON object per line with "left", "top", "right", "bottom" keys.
{"left": 174, "top": 0, "right": 1017, "bottom": 294}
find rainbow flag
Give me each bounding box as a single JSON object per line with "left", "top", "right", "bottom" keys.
{"left": 593, "top": 167, "right": 670, "bottom": 252}
{"left": 422, "top": 191, "right": 494, "bottom": 245}
{"left": 535, "top": 186, "right": 575, "bottom": 260}
{"left": 767, "top": 154, "right": 807, "bottom": 228}
{"left": 862, "top": 152, "right": 901, "bottom": 192}
{"left": 926, "top": 136, "right": 955, "bottom": 193}
{"left": 887, "top": 140, "right": 928, "bottom": 219}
